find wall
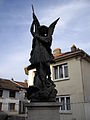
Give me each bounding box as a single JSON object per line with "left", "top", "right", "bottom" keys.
{"left": 81, "top": 59, "right": 90, "bottom": 102}
{"left": 0, "top": 90, "right": 19, "bottom": 114}
{"left": 81, "top": 59, "right": 90, "bottom": 120}
{"left": 51, "top": 58, "right": 84, "bottom": 102}
{"left": 51, "top": 57, "right": 85, "bottom": 120}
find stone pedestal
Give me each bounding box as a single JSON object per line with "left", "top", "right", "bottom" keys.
{"left": 25, "top": 102, "right": 60, "bottom": 120}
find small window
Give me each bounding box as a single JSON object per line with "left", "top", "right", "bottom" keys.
{"left": 59, "top": 65, "right": 63, "bottom": 78}
{"left": 56, "top": 96, "right": 71, "bottom": 111}
{"left": 61, "top": 97, "right": 65, "bottom": 110}
{"left": 0, "top": 90, "right": 3, "bottom": 97}
{"left": 9, "top": 90, "right": 15, "bottom": 98}
{"left": 0, "top": 103, "right": 2, "bottom": 111}
{"left": 64, "top": 65, "right": 68, "bottom": 77}
{"left": 8, "top": 103, "right": 15, "bottom": 111}
{"left": 53, "top": 63, "right": 68, "bottom": 80}
{"left": 66, "top": 97, "right": 71, "bottom": 110}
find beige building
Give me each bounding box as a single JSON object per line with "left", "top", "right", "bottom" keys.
{"left": 26, "top": 45, "right": 90, "bottom": 120}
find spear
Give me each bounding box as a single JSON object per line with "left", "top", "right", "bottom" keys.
{"left": 32, "top": 5, "right": 36, "bottom": 20}
{"left": 32, "top": 4, "right": 34, "bottom": 14}
{"left": 32, "top": 5, "right": 38, "bottom": 23}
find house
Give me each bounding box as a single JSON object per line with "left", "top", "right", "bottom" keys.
{"left": 0, "top": 78, "right": 28, "bottom": 115}
{"left": 14, "top": 80, "right": 28, "bottom": 114}
{"left": 26, "top": 45, "right": 90, "bottom": 120}
{"left": 51, "top": 45, "right": 90, "bottom": 120}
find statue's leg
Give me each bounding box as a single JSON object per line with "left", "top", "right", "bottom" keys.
{"left": 36, "top": 63, "right": 46, "bottom": 88}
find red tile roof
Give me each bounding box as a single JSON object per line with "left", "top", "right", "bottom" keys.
{"left": 0, "top": 78, "right": 28, "bottom": 91}
{"left": 54, "top": 49, "right": 90, "bottom": 63}
{"left": 15, "top": 81, "right": 28, "bottom": 88}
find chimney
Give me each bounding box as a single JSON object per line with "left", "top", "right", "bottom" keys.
{"left": 53, "top": 48, "right": 61, "bottom": 56}
{"left": 71, "top": 44, "right": 77, "bottom": 52}
{"left": 11, "top": 78, "right": 14, "bottom": 81}
{"left": 24, "top": 79, "right": 28, "bottom": 83}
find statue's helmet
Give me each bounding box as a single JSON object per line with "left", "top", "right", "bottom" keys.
{"left": 39, "top": 25, "right": 48, "bottom": 36}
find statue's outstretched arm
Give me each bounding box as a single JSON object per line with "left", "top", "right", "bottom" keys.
{"left": 32, "top": 5, "right": 40, "bottom": 34}
{"left": 30, "top": 14, "right": 40, "bottom": 36}
{"left": 30, "top": 5, "right": 40, "bottom": 36}
{"left": 33, "top": 13, "right": 40, "bottom": 34}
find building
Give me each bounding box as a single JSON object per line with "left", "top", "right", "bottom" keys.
{"left": 26, "top": 45, "right": 90, "bottom": 120}
{"left": 0, "top": 78, "right": 28, "bottom": 115}
{"left": 15, "top": 80, "right": 28, "bottom": 114}
{"left": 51, "top": 45, "right": 90, "bottom": 120}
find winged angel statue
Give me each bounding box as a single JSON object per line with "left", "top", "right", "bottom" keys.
{"left": 26, "top": 6, "right": 59, "bottom": 102}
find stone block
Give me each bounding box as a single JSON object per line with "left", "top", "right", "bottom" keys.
{"left": 25, "top": 102, "right": 60, "bottom": 120}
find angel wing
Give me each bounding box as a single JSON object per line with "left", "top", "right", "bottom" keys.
{"left": 48, "top": 18, "right": 60, "bottom": 36}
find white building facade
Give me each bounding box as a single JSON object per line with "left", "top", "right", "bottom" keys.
{"left": 0, "top": 89, "right": 19, "bottom": 114}
{"left": 0, "top": 79, "right": 28, "bottom": 115}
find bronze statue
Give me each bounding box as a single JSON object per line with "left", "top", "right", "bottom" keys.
{"left": 27, "top": 6, "right": 59, "bottom": 102}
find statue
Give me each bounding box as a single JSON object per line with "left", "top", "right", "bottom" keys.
{"left": 26, "top": 6, "right": 59, "bottom": 102}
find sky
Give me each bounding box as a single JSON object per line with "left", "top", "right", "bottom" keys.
{"left": 0, "top": 0, "right": 90, "bottom": 81}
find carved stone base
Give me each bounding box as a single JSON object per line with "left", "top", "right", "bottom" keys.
{"left": 26, "top": 75, "right": 57, "bottom": 102}
{"left": 27, "top": 85, "right": 57, "bottom": 102}
{"left": 25, "top": 102, "right": 60, "bottom": 120}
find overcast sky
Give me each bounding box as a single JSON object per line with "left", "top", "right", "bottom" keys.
{"left": 0, "top": 0, "right": 90, "bottom": 81}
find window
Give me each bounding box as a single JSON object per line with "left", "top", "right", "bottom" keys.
{"left": 56, "top": 96, "right": 71, "bottom": 111}
{"left": 53, "top": 63, "right": 68, "bottom": 80}
{"left": 8, "top": 103, "right": 15, "bottom": 111}
{"left": 0, "top": 103, "right": 2, "bottom": 111}
{"left": 9, "top": 90, "right": 15, "bottom": 98}
{"left": 0, "top": 90, "right": 3, "bottom": 97}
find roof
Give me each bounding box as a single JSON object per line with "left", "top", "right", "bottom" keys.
{"left": 15, "top": 81, "right": 28, "bottom": 88}
{"left": 0, "top": 78, "right": 20, "bottom": 91}
{"left": 54, "top": 49, "right": 90, "bottom": 63}
{"left": 0, "top": 78, "right": 28, "bottom": 91}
